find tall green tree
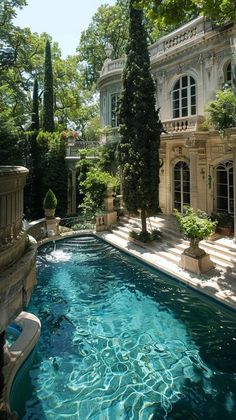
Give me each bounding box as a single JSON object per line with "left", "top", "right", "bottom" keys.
{"left": 31, "top": 77, "right": 39, "bottom": 130}
{"left": 78, "top": 0, "right": 129, "bottom": 86}
{"left": 137, "top": 0, "right": 236, "bottom": 26}
{"left": 118, "top": 0, "right": 161, "bottom": 233}
{"left": 43, "top": 39, "right": 54, "bottom": 132}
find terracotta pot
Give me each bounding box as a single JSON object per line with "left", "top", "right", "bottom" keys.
{"left": 216, "top": 226, "right": 232, "bottom": 236}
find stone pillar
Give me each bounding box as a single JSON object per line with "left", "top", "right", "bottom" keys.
{"left": 0, "top": 166, "right": 28, "bottom": 247}
{"left": 185, "top": 135, "right": 199, "bottom": 211}
{"left": 230, "top": 35, "right": 236, "bottom": 90}
{"left": 189, "top": 150, "right": 198, "bottom": 211}
{"left": 67, "top": 171, "right": 73, "bottom": 214}
{"left": 71, "top": 169, "right": 77, "bottom": 214}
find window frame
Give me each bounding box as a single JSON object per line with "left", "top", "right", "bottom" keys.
{"left": 110, "top": 93, "right": 120, "bottom": 128}
{"left": 171, "top": 75, "right": 196, "bottom": 119}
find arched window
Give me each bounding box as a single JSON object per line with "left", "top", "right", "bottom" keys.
{"left": 110, "top": 93, "right": 120, "bottom": 127}
{"left": 225, "top": 62, "right": 232, "bottom": 86}
{"left": 172, "top": 75, "right": 196, "bottom": 119}
{"left": 215, "top": 160, "right": 233, "bottom": 213}
{"left": 173, "top": 161, "right": 190, "bottom": 212}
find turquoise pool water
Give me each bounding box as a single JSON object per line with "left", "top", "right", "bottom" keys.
{"left": 11, "top": 236, "right": 236, "bottom": 419}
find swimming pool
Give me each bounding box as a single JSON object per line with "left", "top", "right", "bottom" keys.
{"left": 11, "top": 236, "right": 236, "bottom": 419}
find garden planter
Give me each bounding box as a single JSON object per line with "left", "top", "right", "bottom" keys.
{"left": 180, "top": 239, "right": 214, "bottom": 274}
{"left": 216, "top": 226, "right": 232, "bottom": 236}
{"left": 44, "top": 208, "right": 55, "bottom": 220}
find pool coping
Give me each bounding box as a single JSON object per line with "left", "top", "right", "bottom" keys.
{"left": 37, "top": 230, "right": 236, "bottom": 312}
{"left": 3, "top": 311, "right": 41, "bottom": 403}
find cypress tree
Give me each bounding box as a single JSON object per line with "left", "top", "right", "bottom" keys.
{"left": 43, "top": 40, "right": 54, "bottom": 132}
{"left": 31, "top": 76, "right": 39, "bottom": 130}
{"left": 118, "top": 0, "right": 161, "bottom": 233}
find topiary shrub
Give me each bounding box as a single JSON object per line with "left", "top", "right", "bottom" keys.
{"left": 43, "top": 189, "right": 57, "bottom": 209}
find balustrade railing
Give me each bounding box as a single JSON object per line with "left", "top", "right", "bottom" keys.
{"left": 0, "top": 167, "right": 28, "bottom": 248}
{"left": 100, "top": 18, "right": 211, "bottom": 78}
{"left": 162, "top": 116, "right": 205, "bottom": 133}
{"left": 66, "top": 141, "right": 100, "bottom": 157}
{"left": 60, "top": 216, "right": 95, "bottom": 231}
{"left": 100, "top": 58, "right": 125, "bottom": 76}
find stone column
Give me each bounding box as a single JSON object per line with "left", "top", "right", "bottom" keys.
{"left": 67, "top": 171, "right": 72, "bottom": 214}
{"left": 230, "top": 35, "right": 236, "bottom": 90}
{"left": 71, "top": 169, "right": 77, "bottom": 214}
{"left": 185, "top": 135, "right": 199, "bottom": 211}
{"left": 189, "top": 150, "right": 198, "bottom": 211}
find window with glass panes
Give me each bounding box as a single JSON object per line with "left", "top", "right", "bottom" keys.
{"left": 172, "top": 76, "right": 196, "bottom": 118}
{"left": 216, "top": 161, "right": 233, "bottom": 213}
{"left": 111, "top": 94, "right": 120, "bottom": 127}
{"left": 225, "top": 62, "right": 232, "bottom": 86}
{"left": 173, "top": 161, "right": 190, "bottom": 212}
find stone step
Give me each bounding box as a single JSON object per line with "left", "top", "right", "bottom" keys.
{"left": 115, "top": 217, "right": 236, "bottom": 272}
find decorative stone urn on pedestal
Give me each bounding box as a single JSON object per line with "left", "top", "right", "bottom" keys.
{"left": 174, "top": 207, "right": 217, "bottom": 275}
{"left": 43, "top": 189, "right": 60, "bottom": 236}
{"left": 181, "top": 238, "right": 215, "bottom": 275}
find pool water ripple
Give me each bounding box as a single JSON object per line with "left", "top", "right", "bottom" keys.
{"left": 11, "top": 236, "right": 236, "bottom": 419}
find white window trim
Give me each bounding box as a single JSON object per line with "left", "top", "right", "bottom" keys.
{"left": 171, "top": 75, "right": 197, "bottom": 119}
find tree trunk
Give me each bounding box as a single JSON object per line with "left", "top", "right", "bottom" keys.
{"left": 141, "top": 208, "right": 147, "bottom": 233}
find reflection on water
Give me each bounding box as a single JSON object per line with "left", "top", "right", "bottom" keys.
{"left": 11, "top": 236, "right": 236, "bottom": 420}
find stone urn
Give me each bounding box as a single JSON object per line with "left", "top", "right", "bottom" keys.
{"left": 44, "top": 208, "right": 56, "bottom": 220}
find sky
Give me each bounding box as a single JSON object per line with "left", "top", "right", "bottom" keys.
{"left": 14, "top": 0, "right": 116, "bottom": 58}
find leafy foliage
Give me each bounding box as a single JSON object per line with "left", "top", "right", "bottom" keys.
{"left": 137, "top": 0, "right": 236, "bottom": 27}
{"left": 78, "top": 0, "right": 129, "bottom": 86}
{"left": 130, "top": 228, "right": 162, "bottom": 242}
{"left": 206, "top": 88, "right": 236, "bottom": 134}
{"left": 37, "top": 131, "right": 67, "bottom": 215}
{"left": 174, "top": 207, "right": 217, "bottom": 240}
{"left": 80, "top": 167, "right": 118, "bottom": 218}
{"left": 118, "top": 0, "right": 161, "bottom": 233}
{"left": 43, "top": 189, "right": 57, "bottom": 209}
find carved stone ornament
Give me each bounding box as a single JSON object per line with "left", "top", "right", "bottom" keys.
{"left": 185, "top": 134, "right": 199, "bottom": 148}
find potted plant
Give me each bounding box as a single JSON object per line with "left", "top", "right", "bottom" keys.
{"left": 174, "top": 207, "right": 217, "bottom": 274}
{"left": 43, "top": 189, "right": 57, "bottom": 219}
{"left": 211, "top": 212, "right": 234, "bottom": 236}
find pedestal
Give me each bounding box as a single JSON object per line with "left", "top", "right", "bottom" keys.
{"left": 46, "top": 217, "right": 60, "bottom": 237}
{"left": 180, "top": 248, "right": 214, "bottom": 274}
{"left": 104, "top": 211, "right": 117, "bottom": 228}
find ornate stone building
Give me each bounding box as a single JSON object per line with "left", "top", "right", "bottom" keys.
{"left": 98, "top": 16, "right": 236, "bottom": 217}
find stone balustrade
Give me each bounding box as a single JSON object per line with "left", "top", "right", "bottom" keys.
{"left": 100, "top": 17, "right": 213, "bottom": 78}
{"left": 100, "top": 57, "right": 125, "bottom": 76}
{"left": 0, "top": 167, "right": 28, "bottom": 248}
{"left": 66, "top": 141, "right": 100, "bottom": 157}
{"left": 162, "top": 115, "right": 205, "bottom": 133}
{"left": 149, "top": 17, "right": 211, "bottom": 58}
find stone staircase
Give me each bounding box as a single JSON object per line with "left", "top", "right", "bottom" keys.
{"left": 111, "top": 215, "right": 236, "bottom": 278}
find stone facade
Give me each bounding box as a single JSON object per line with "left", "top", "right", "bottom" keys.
{"left": 97, "top": 17, "right": 236, "bottom": 218}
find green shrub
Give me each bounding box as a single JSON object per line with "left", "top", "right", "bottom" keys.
{"left": 43, "top": 189, "right": 57, "bottom": 209}
{"left": 129, "top": 228, "right": 162, "bottom": 243}
{"left": 211, "top": 212, "right": 233, "bottom": 228}
{"left": 206, "top": 88, "right": 236, "bottom": 134}
{"left": 174, "top": 207, "right": 217, "bottom": 241}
